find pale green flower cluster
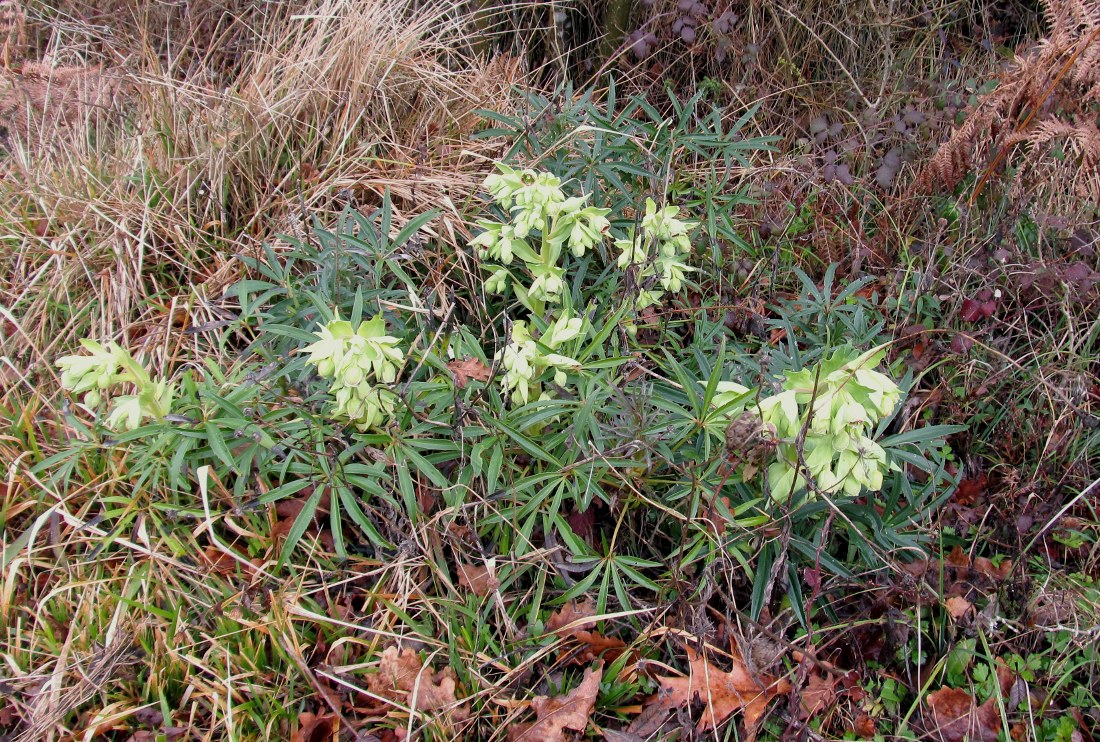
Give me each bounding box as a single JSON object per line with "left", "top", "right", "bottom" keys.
{"left": 56, "top": 340, "right": 174, "bottom": 430}
{"left": 497, "top": 313, "right": 585, "bottom": 407}
{"left": 710, "top": 348, "right": 902, "bottom": 502}
{"left": 616, "top": 198, "right": 697, "bottom": 310}
{"left": 472, "top": 164, "right": 610, "bottom": 307}
{"left": 473, "top": 163, "right": 699, "bottom": 407}
{"left": 302, "top": 314, "right": 404, "bottom": 430}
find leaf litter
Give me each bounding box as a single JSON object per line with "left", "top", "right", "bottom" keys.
{"left": 654, "top": 647, "right": 791, "bottom": 739}
{"left": 507, "top": 662, "right": 603, "bottom": 742}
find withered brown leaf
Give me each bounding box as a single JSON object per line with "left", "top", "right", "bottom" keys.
{"left": 448, "top": 357, "right": 492, "bottom": 388}
{"left": 545, "top": 599, "right": 597, "bottom": 636}
{"left": 799, "top": 672, "right": 837, "bottom": 720}
{"left": 456, "top": 560, "right": 500, "bottom": 596}
{"left": 924, "top": 686, "right": 1001, "bottom": 742}
{"left": 544, "top": 598, "right": 626, "bottom": 665}
{"left": 290, "top": 711, "right": 335, "bottom": 742}
{"left": 508, "top": 662, "right": 603, "bottom": 742}
{"left": 657, "top": 648, "right": 790, "bottom": 739}
{"left": 945, "top": 596, "right": 974, "bottom": 620}
{"left": 367, "top": 646, "right": 469, "bottom": 720}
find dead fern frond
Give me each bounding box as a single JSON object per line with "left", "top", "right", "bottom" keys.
{"left": 1028, "top": 117, "right": 1100, "bottom": 165}
{"left": 916, "top": 0, "right": 1100, "bottom": 205}
{"left": 0, "top": 0, "right": 25, "bottom": 69}
{"left": 0, "top": 59, "right": 127, "bottom": 142}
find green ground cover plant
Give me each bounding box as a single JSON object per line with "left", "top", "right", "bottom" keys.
{"left": 1, "top": 0, "right": 1097, "bottom": 740}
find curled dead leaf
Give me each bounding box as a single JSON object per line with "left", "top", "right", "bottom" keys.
{"left": 291, "top": 711, "right": 336, "bottom": 742}
{"left": 457, "top": 560, "right": 500, "bottom": 596}
{"left": 508, "top": 662, "right": 603, "bottom": 742}
{"left": 852, "top": 710, "right": 877, "bottom": 738}
{"left": 972, "top": 556, "right": 1012, "bottom": 581}
{"left": 367, "top": 646, "right": 469, "bottom": 720}
{"left": 657, "top": 648, "right": 790, "bottom": 739}
{"left": 448, "top": 357, "right": 491, "bottom": 388}
{"left": 543, "top": 599, "right": 628, "bottom": 665}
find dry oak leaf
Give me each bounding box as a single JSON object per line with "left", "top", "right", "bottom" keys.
{"left": 367, "top": 646, "right": 469, "bottom": 720}
{"left": 945, "top": 596, "right": 974, "bottom": 621}
{"left": 544, "top": 599, "right": 627, "bottom": 665}
{"left": 657, "top": 648, "right": 791, "bottom": 738}
{"left": 924, "top": 687, "right": 1001, "bottom": 742}
{"left": 457, "top": 560, "right": 500, "bottom": 596}
{"left": 546, "top": 599, "right": 598, "bottom": 636}
{"left": 508, "top": 662, "right": 603, "bottom": 742}
{"left": 448, "top": 357, "right": 491, "bottom": 389}
{"left": 799, "top": 672, "right": 837, "bottom": 720}
{"left": 291, "top": 711, "right": 336, "bottom": 742}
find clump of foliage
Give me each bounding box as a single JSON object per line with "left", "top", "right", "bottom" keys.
{"left": 302, "top": 313, "right": 405, "bottom": 429}
{"left": 34, "top": 84, "right": 973, "bottom": 741}
{"left": 57, "top": 340, "right": 174, "bottom": 430}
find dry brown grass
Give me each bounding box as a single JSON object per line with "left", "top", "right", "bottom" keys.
{"left": 0, "top": 0, "right": 524, "bottom": 397}
{"left": 0, "top": 0, "right": 25, "bottom": 68}
{"left": 0, "top": 11, "right": 527, "bottom": 730}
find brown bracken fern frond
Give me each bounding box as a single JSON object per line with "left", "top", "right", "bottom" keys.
{"left": 0, "top": 0, "right": 24, "bottom": 69}
{"left": 917, "top": 0, "right": 1100, "bottom": 203}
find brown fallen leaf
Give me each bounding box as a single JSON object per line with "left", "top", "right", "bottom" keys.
{"left": 625, "top": 693, "right": 676, "bottom": 738}
{"left": 567, "top": 630, "right": 628, "bottom": 665}
{"left": 544, "top": 599, "right": 628, "bottom": 665}
{"left": 945, "top": 596, "right": 974, "bottom": 621}
{"left": 367, "top": 646, "right": 469, "bottom": 720}
{"left": 546, "top": 599, "right": 598, "bottom": 636}
{"left": 448, "top": 357, "right": 491, "bottom": 388}
{"left": 457, "top": 560, "right": 500, "bottom": 596}
{"left": 273, "top": 488, "right": 335, "bottom": 552}
{"left": 300, "top": 162, "right": 321, "bottom": 182}
{"left": 658, "top": 648, "right": 790, "bottom": 738}
{"left": 945, "top": 545, "right": 971, "bottom": 571}
{"left": 200, "top": 546, "right": 246, "bottom": 577}
{"left": 953, "top": 474, "right": 987, "bottom": 506}
{"left": 799, "top": 672, "right": 837, "bottom": 720}
{"left": 972, "top": 556, "right": 1012, "bottom": 581}
{"left": 851, "top": 710, "right": 877, "bottom": 738}
{"left": 600, "top": 731, "right": 644, "bottom": 742}
{"left": 291, "top": 711, "right": 335, "bottom": 742}
{"left": 924, "top": 687, "right": 1001, "bottom": 742}
{"left": 901, "top": 558, "right": 931, "bottom": 578}
{"left": 508, "top": 662, "right": 603, "bottom": 742}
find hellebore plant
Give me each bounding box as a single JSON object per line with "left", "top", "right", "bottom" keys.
{"left": 56, "top": 340, "right": 175, "bottom": 430}
{"left": 615, "top": 197, "right": 697, "bottom": 314}
{"left": 710, "top": 347, "right": 903, "bottom": 502}
{"left": 472, "top": 164, "right": 611, "bottom": 314}
{"left": 497, "top": 312, "right": 587, "bottom": 407}
{"left": 472, "top": 162, "right": 701, "bottom": 412}
{"left": 302, "top": 313, "right": 404, "bottom": 431}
